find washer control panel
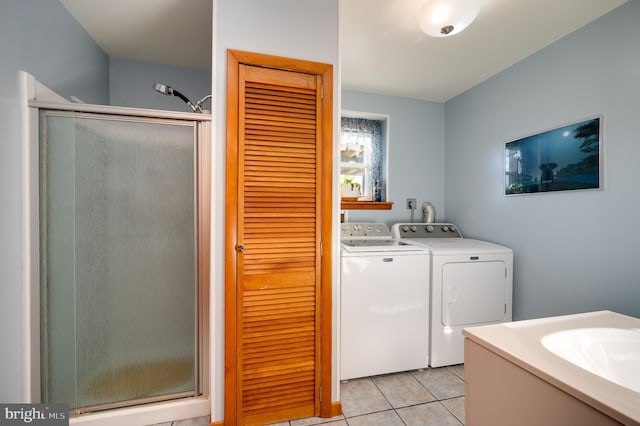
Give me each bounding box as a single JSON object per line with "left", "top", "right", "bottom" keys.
{"left": 341, "top": 223, "right": 392, "bottom": 239}
{"left": 391, "top": 223, "right": 463, "bottom": 239}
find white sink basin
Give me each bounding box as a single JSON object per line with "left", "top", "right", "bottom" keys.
{"left": 541, "top": 327, "right": 640, "bottom": 393}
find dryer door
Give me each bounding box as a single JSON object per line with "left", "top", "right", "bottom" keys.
{"left": 441, "top": 261, "right": 507, "bottom": 326}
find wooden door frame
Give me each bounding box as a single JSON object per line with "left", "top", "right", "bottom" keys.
{"left": 224, "top": 49, "right": 335, "bottom": 424}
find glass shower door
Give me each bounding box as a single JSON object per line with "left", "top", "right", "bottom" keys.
{"left": 40, "top": 110, "right": 199, "bottom": 412}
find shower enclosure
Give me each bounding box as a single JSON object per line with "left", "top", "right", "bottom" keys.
{"left": 38, "top": 106, "right": 210, "bottom": 414}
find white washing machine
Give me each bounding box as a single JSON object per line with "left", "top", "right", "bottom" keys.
{"left": 340, "top": 223, "right": 430, "bottom": 380}
{"left": 392, "top": 223, "right": 513, "bottom": 367}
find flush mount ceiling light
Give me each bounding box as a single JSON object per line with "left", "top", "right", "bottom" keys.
{"left": 418, "top": 0, "right": 482, "bottom": 37}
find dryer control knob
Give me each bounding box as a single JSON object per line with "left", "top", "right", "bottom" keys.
{"left": 441, "top": 226, "right": 449, "bottom": 232}
{"left": 426, "top": 225, "right": 434, "bottom": 233}
{"left": 401, "top": 225, "right": 409, "bottom": 232}
{"left": 410, "top": 226, "right": 417, "bottom": 232}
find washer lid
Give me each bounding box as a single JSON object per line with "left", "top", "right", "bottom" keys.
{"left": 340, "top": 239, "right": 427, "bottom": 253}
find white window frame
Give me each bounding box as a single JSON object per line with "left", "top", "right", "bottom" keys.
{"left": 340, "top": 110, "right": 390, "bottom": 202}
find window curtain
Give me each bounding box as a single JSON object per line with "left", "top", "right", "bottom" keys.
{"left": 341, "top": 117, "right": 384, "bottom": 201}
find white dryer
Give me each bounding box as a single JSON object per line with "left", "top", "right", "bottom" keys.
{"left": 391, "top": 223, "right": 513, "bottom": 367}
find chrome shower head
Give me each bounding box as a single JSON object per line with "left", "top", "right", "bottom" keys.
{"left": 153, "top": 83, "right": 212, "bottom": 114}
{"left": 153, "top": 82, "right": 199, "bottom": 112}
{"left": 153, "top": 83, "right": 173, "bottom": 95}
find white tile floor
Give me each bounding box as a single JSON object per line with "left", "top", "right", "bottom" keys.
{"left": 268, "top": 365, "right": 465, "bottom": 426}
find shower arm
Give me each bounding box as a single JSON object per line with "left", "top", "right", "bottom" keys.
{"left": 194, "top": 95, "right": 212, "bottom": 113}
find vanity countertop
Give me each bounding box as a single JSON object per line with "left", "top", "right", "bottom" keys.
{"left": 463, "top": 310, "right": 640, "bottom": 425}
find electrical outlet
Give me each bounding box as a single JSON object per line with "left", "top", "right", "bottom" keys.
{"left": 406, "top": 198, "right": 417, "bottom": 210}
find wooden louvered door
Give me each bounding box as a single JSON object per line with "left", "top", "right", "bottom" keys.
{"left": 225, "top": 50, "right": 334, "bottom": 426}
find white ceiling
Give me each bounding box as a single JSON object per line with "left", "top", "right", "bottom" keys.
{"left": 60, "top": 0, "right": 213, "bottom": 70}
{"left": 342, "top": 0, "right": 626, "bottom": 101}
{"left": 61, "top": 0, "right": 627, "bottom": 102}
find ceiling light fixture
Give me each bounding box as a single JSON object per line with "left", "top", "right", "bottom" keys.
{"left": 418, "top": 0, "right": 482, "bottom": 37}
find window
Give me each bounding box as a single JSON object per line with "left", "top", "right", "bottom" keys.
{"left": 340, "top": 114, "right": 387, "bottom": 201}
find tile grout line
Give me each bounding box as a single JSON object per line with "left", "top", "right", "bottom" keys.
{"left": 370, "top": 375, "right": 409, "bottom": 426}
{"left": 287, "top": 367, "right": 466, "bottom": 425}
{"left": 358, "top": 369, "right": 464, "bottom": 426}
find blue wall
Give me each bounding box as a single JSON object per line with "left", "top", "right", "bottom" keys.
{"left": 341, "top": 91, "right": 445, "bottom": 226}
{"left": 109, "top": 58, "right": 211, "bottom": 112}
{"left": 444, "top": 0, "right": 640, "bottom": 320}
{"left": 0, "top": 0, "right": 109, "bottom": 403}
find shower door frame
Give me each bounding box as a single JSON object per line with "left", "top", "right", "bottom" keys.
{"left": 25, "top": 99, "right": 211, "bottom": 418}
